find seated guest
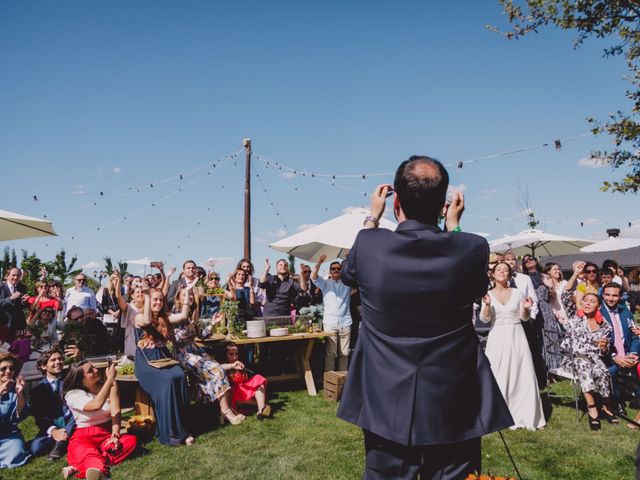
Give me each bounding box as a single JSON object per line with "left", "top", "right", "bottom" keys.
{"left": 62, "top": 307, "right": 109, "bottom": 356}
{"left": 8, "top": 330, "right": 31, "bottom": 364}
{"left": 561, "top": 293, "right": 616, "bottom": 429}
{"left": 0, "top": 352, "right": 30, "bottom": 469}
{"left": 63, "top": 361, "right": 137, "bottom": 480}
{"left": 29, "top": 306, "right": 59, "bottom": 345}
{"left": 220, "top": 341, "right": 270, "bottom": 418}
{"left": 29, "top": 345, "right": 81, "bottom": 460}
{"left": 134, "top": 290, "right": 194, "bottom": 445}
{"left": 600, "top": 281, "right": 639, "bottom": 413}
{"left": 166, "top": 288, "right": 243, "bottom": 425}
{"left": 258, "top": 258, "right": 307, "bottom": 317}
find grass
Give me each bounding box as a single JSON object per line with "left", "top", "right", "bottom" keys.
{"left": 8, "top": 381, "right": 640, "bottom": 480}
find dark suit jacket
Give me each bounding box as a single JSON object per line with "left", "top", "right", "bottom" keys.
{"left": 0, "top": 281, "right": 27, "bottom": 331}
{"left": 166, "top": 278, "right": 188, "bottom": 310}
{"left": 600, "top": 303, "right": 639, "bottom": 357}
{"left": 337, "top": 220, "right": 513, "bottom": 446}
{"left": 31, "top": 377, "right": 75, "bottom": 436}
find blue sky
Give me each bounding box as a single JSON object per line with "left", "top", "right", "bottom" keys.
{"left": 1, "top": 1, "right": 638, "bottom": 278}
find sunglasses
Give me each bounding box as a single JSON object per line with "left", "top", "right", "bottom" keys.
{"left": 0, "top": 365, "right": 15, "bottom": 372}
{"left": 302, "top": 270, "right": 311, "bottom": 274}
{"left": 330, "top": 268, "right": 342, "bottom": 272}
{"left": 209, "top": 277, "right": 220, "bottom": 281}
{"left": 75, "top": 278, "right": 86, "bottom": 282}
{"left": 585, "top": 269, "right": 597, "bottom": 274}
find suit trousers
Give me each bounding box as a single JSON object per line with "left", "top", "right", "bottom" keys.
{"left": 363, "top": 430, "right": 480, "bottom": 480}
{"left": 323, "top": 325, "right": 351, "bottom": 372}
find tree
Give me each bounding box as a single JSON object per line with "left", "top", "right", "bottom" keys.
{"left": 0, "top": 247, "right": 18, "bottom": 280}
{"left": 44, "top": 249, "right": 82, "bottom": 287}
{"left": 104, "top": 256, "right": 128, "bottom": 275}
{"left": 288, "top": 254, "right": 296, "bottom": 274}
{"left": 492, "top": 0, "right": 640, "bottom": 193}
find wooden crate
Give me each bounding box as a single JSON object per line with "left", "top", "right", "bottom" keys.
{"left": 323, "top": 370, "right": 348, "bottom": 402}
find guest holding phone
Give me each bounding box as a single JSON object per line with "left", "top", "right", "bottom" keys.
{"left": 62, "top": 361, "right": 137, "bottom": 480}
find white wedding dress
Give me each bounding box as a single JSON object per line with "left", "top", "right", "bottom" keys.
{"left": 480, "top": 288, "right": 546, "bottom": 430}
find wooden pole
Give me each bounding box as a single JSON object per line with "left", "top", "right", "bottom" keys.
{"left": 243, "top": 138, "right": 252, "bottom": 260}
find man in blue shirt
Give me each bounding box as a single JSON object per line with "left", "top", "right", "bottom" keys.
{"left": 311, "top": 255, "right": 352, "bottom": 371}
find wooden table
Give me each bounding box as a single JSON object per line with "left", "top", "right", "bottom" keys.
{"left": 204, "top": 332, "right": 330, "bottom": 396}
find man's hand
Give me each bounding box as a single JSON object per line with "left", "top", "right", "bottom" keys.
{"left": 15, "top": 375, "right": 25, "bottom": 395}
{"left": 64, "top": 344, "right": 81, "bottom": 360}
{"left": 265, "top": 259, "right": 271, "bottom": 272}
{"left": 369, "top": 184, "right": 391, "bottom": 221}
{"left": 51, "top": 428, "right": 69, "bottom": 442}
{"left": 317, "top": 255, "right": 327, "bottom": 265}
{"left": 444, "top": 191, "right": 464, "bottom": 231}
{"left": 9, "top": 291, "right": 21, "bottom": 301}
{"left": 614, "top": 356, "right": 635, "bottom": 368}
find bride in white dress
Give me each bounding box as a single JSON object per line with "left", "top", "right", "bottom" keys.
{"left": 480, "top": 261, "right": 546, "bottom": 430}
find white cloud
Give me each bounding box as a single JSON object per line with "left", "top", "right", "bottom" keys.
{"left": 112, "top": 167, "right": 122, "bottom": 174}
{"left": 268, "top": 228, "right": 287, "bottom": 239}
{"left": 296, "top": 223, "right": 316, "bottom": 232}
{"left": 70, "top": 185, "right": 86, "bottom": 195}
{"left": 472, "top": 232, "right": 491, "bottom": 238}
{"left": 81, "top": 261, "right": 102, "bottom": 270}
{"left": 281, "top": 171, "right": 296, "bottom": 179}
{"left": 577, "top": 156, "right": 610, "bottom": 168}
{"left": 448, "top": 183, "right": 467, "bottom": 193}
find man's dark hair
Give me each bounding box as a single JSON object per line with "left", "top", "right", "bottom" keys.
{"left": 602, "top": 259, "right": 618, "bottom": 274}
{"left": 330, "top": 261, "right": 342, "bottom": 270}
{"left": 66, "top": 306, "right": 83, "bottom": 321}
{"left": 182, "top": 260, "right": 196, "bottom": 269}
{"left": 37, "top": 347, "right": 64, "bottom": 374}
{"left": 602, "top": 281, "right": 623, "bottom": 294}
{"left": 393, "top": 156, "right": 449, "bottom": 224}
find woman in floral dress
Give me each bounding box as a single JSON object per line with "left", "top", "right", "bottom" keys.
{"left": 170, "top": 286, "right": 244, "bottom": 425}
{"left": 561, "top": 293, "right": 616, "bottom": 430}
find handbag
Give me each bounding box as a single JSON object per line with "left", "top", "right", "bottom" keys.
{"left": 135, "top": 327, "right": 180, "bottom": 369}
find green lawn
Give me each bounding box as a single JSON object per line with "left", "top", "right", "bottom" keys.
{"left": 8, "top": 382, "right": 640, "bottom": 480}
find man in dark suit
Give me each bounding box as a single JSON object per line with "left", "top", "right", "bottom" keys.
{"left": 337, "top": 156, "right": 513, "bottom": 479}
{"left": 0, "top": 267, "right": 28, "bottom": 343}
{"left": 29, "top": 346, "right": 79, "bottom": 460}
{"left": 166, "top": 260, "right": 199, "bottom": 309}
{"left": 600, "top": 281, "right": 640, "bottom": 413}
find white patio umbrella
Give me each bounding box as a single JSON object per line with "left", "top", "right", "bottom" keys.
{"left": 0, "top": 209, "right": 57, "bottom": 241}
{"left": 580, "top": 236, "right": 640, "bottom": 253}
{"left": 269, "top": 208, "right": 397, "bottom": 262}
{"left": 202, "top": 257, "right": 234, "bottom": 269}
{"left": 125, "top": 257, "right": 151, "bottom": 266}
{"left": 489, "top": 229, "right": 593, "bottom": 257}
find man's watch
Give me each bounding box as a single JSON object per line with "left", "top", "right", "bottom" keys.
{"left": 363, "top": 216, "right": 379, "bottom": 227}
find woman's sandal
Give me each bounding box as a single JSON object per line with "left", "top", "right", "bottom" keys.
{"left": 600, "top": 408, "right": 620, "bottom": 424}
{"left": 587, "top": 404, "right": 601, "bottom": 431}
{"left": 257, "top": 404, "right": 272, "bottom": 419}
{"left": 222, "top": 409, "right": 244, "bottom": 425}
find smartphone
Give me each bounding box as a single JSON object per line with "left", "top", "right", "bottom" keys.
{"left": 150, "top": 261, "right": 162, "bottom": 268}
{"left": 385, "top": 186, "right": 394, "bottom": 198}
